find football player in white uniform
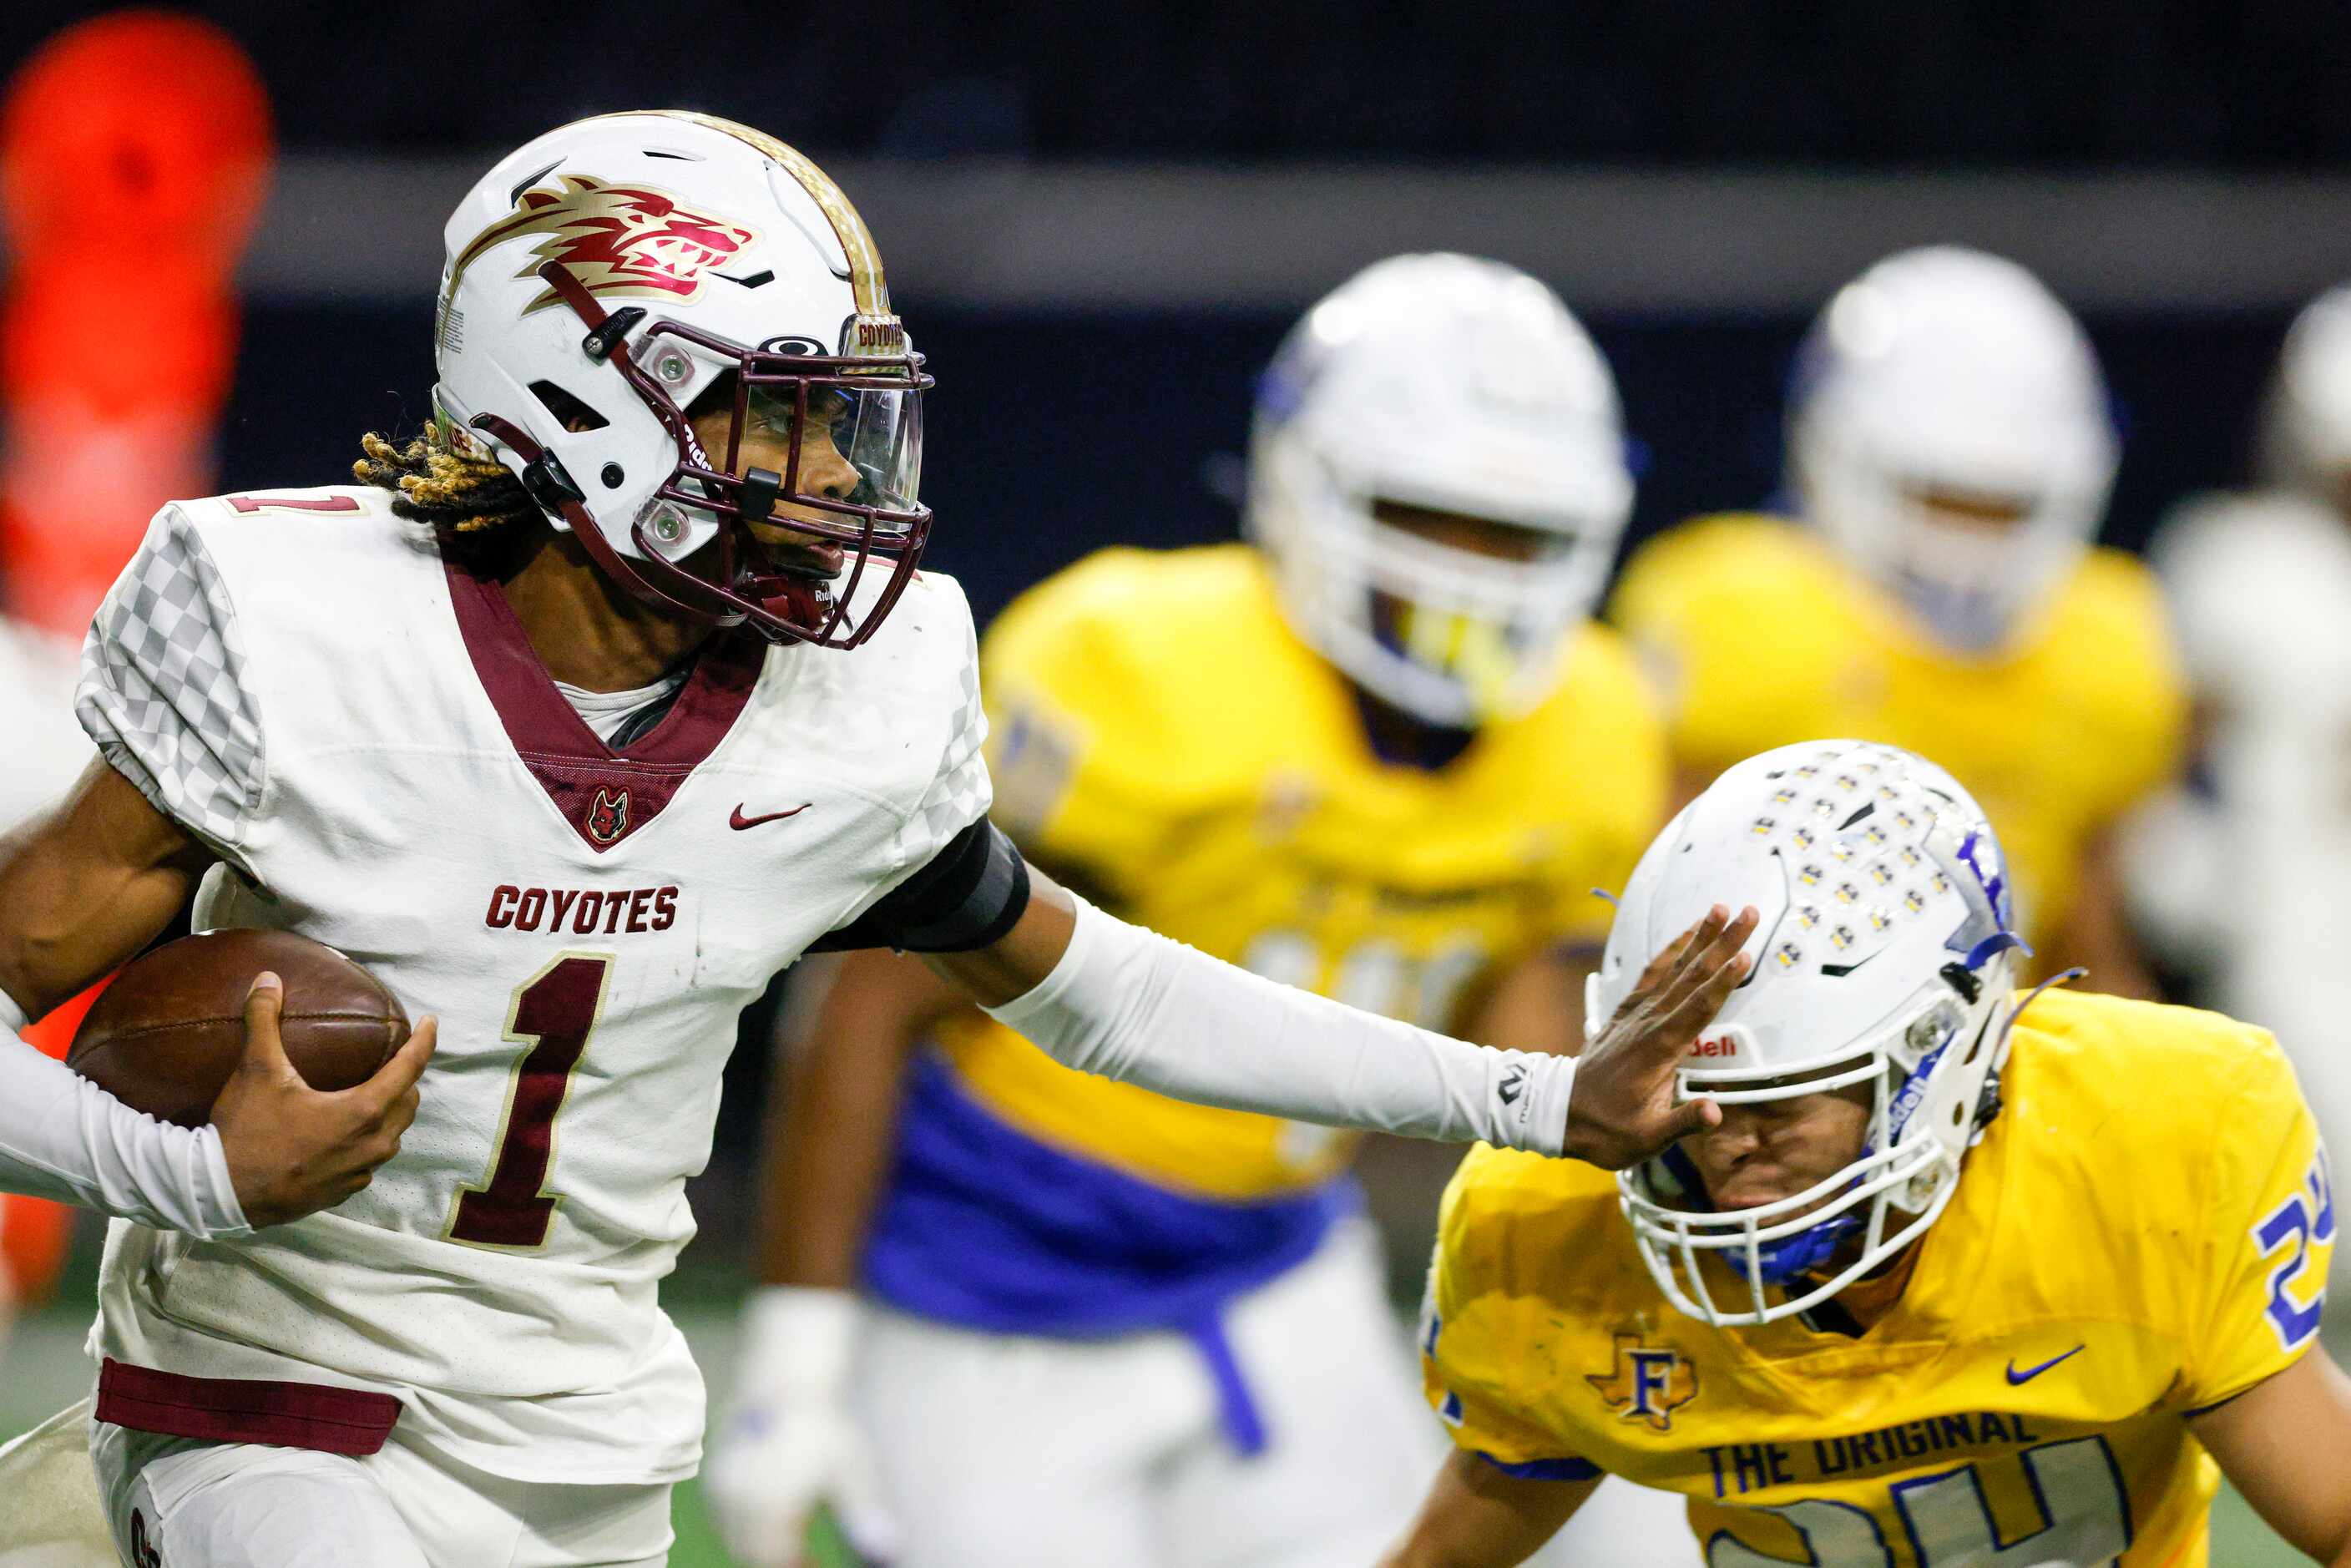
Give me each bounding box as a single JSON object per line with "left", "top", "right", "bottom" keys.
{"left": 0, "top": 113, "right": 1729, "bottom": 1567}
{"left": 2129, "top": 283, "right": 2351, "bottom": 1292}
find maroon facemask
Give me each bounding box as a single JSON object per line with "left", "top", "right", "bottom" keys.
{"left": 474, "top": 258, "right": 933, "bottom": 649}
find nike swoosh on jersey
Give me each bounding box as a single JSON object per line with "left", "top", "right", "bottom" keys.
{"left": 2005, "top": 1344, "right": 2086, "bottom": 1384}
{"left": 730, "top": 803, "right": 811, "bottom": 830}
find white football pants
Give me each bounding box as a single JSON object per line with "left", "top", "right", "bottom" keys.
{"left": 854, "top": 1217, "right": 1696, "bottom": 1568}
{"left": 83, "top": 1409, "right": 672, "bottom": 1567}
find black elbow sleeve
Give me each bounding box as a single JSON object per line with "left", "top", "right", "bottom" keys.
{"left": 809, "top": 817, "right": 1031, "bottom": 954}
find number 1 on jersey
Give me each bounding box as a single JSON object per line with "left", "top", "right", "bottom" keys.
{"left": 447, "top": 952, "right": 612, "bottom": 1249}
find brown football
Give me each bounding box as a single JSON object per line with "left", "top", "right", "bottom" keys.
{"left": 70, "top": 929, "right": 409, "bottom": 1128}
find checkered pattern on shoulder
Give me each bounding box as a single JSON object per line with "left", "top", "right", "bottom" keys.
{"left": 76, "top": 505, "right": 265, "bottom": 865}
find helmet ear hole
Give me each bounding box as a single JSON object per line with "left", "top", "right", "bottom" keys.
{"left": 528, "top": 381, "right": 609, "bottom": 432}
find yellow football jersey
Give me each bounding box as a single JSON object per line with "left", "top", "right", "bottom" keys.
{"left": 1423, "top": 989, "right": 2334, "bottom": 1567}
{"left": 1610, "top": 515, "right": 2186, "bottom": 952}
{"left": 935, "top": 544, "right": 1668, "bottom": 1201}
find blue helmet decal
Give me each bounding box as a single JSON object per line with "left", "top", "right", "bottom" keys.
{"left": 1954, "top": 828, "right": 2015, "bottom": 931}
{"left": 1253, "top": 341, "right": 1319, "bottom": 425}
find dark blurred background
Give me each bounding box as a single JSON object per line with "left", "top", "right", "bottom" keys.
{"left": 18, "top": 0, "right": 2351, "bottom": 164}
{"left": 4, "top": 0, "right": 2348, "bottom": 1250}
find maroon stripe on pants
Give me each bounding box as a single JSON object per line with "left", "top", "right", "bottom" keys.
{"left": 97, "top": 1358, "right": 402, "bottom": 1456}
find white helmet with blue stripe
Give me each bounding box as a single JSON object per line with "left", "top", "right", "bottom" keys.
{"left": 1246, "top": 253, "right": 1634, "bottom": 728}
{"left": 1594, "top": 739, "right": 2027, "bottom": 1326}
{"left": 1788, "top": 246, "right": 2116, "bottom": 654}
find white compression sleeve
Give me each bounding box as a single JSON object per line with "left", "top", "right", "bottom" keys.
{"left": 985, "top": 897, "right": 1576, "bottom": 1156}
{"left": 0, "top": 989, "right": 250, "bottom": 1239}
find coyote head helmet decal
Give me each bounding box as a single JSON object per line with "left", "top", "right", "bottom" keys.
{"left": 451, "top": 174, "right": 758, "bottom": 315}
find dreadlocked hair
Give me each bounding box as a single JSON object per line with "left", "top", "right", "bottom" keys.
{"left": 355, "top": 430, "right": 548, "bottom": 576}
{"left": 353, "top": 431, "right": 539, "bottom": 534}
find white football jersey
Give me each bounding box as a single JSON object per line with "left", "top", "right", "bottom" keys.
{"left": 74, "top": 486, "right": 989, "bottom": 1484}
{"left": 2132, "top": 489, "right": 2351, "bottom": 1291}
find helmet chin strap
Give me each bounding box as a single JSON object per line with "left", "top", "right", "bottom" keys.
{"left": 1658, "top": 1143, "right": 1868, "bottom": 1287}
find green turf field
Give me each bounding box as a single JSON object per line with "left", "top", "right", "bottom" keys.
{"left": 0, "top": 1245, "right": 2320, "bottom": 1566}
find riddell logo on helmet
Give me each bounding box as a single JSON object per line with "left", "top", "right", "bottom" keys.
{"left": 1688, "top": 1036, "right": 1737, "bottom": 1058}
{"left": 451, "top": 174, "right": 759, "bottom": 315}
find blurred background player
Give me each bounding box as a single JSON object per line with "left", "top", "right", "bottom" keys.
{"left": 1610, "top": 245, "right": 2185, "bottom": 990}
{"left": 1389, "top": 741, "right": 2350, "bottom": 1567}
{"left": 706, "top": 254, "right": 1688, "bottom": 1566}
{"left": 2128, "top": 283, "right": 2351, "bottom": 1292}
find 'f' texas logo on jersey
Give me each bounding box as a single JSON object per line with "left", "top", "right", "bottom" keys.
{"left": 1586, "top": 1333, "right": 1699, "bottom": 1432}
{"left": 448, "top": 174, "right": 760, "bottom": 315}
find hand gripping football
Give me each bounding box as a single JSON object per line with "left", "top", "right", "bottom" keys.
{"left": 70, "top": 929, "right": 409, "bottom": 1127}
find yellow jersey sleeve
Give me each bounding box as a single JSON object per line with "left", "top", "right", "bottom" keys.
{"left": 1419, "top": 1146, "right": 1605, "bottom": 1479}
{"left": 2041, "top": 549, "right": 2189, "bottom": 830}
{"left": 977, "top": 549, "right": 1200, "bottom": 902}
{"left": 1525, "top": 626, "right": 1671, "bottom": 947}
{"left": 2183, "top": 1030, "right": 2334, "bottom": 1410}
{"left": 1607, "top": 516, "right": 1843, "bottom": 779}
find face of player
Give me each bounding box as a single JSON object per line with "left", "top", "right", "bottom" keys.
{"left": 1359, "top": 497, "right": 1569, "bottom": 733}
{"left": 685, "top": 381, "right": 866, "bottom": 577}
{"left": 1371, "top": 498, "right": 1558, "bottom": 561}
{"left": 1898, "top": 482, "right": 2034, "bottom": 539}
{"left": 1676, "top": 1075, "right": 1875, "bottom": 1216}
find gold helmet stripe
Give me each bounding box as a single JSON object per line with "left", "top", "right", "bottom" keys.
{"left": 639, "top": 110, "right": 891, "bottom": 319}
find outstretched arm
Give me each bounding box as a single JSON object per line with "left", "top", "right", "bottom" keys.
{"left": 923, "top": 863, "right": 1752, "bottom": 1169}
{"left": 0, "top": 757, "right": 432, "bottom": 1232}
{"left": 1379, "top": 1450, "right": 1599, "bottom": 1568}
{"left": 2192, "top": 1349, "right": 2351, "bottom": 1565}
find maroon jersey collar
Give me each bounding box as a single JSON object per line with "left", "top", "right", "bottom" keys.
{"left": 442, "top": 559, "right": 766, "bottom": 852}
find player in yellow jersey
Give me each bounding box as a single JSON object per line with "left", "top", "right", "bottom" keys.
{"left": 1387, "top": 739, "right": 2351, "bottom": 1568}
{"left": 1610, "top": 248, "right": 2184, "bottom": 990}
{"left": 703, "top": 255, "right": 1684, "bottom": 1566}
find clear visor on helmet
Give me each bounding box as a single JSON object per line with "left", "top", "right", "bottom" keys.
{"left": 610, "top": 312, "right": 933, "bottom": 649}
{"left": 719, "top": 356, "right": 925, "bottom": 546}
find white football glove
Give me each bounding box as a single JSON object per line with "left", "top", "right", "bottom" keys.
{"left": 705, "top": 1287, "right": 899, "bottom": 1568}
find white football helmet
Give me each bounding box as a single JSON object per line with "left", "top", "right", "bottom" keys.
{"left": 1788, "top": 246, "right": 2116, "bottom": 654}
{"left": 431, "top": 111, "right": 928, "bottom": 646}
{"left": 1246, "top": 254, "right": 1634, "bottom": 728}
{"left": 2259, "top": 283, "right": 2351, "bottom": 497}
{"left": 1591, "top": 740, "right": 2027, "bottom": 1327}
